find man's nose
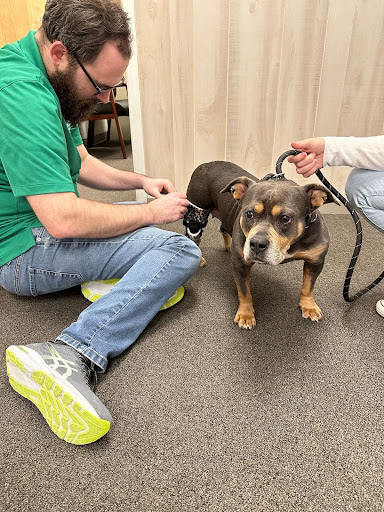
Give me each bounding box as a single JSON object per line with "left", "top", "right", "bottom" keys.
{"left": 97, "top": 91, "right": 111, "bottom": 103}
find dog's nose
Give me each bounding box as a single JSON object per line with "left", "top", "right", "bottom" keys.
{"left": 250, "top": 236, "right": 269, "bottom": 253}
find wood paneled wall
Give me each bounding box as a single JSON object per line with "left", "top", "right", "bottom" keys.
{"left": 0, "top": 0, "right": 45, "bottom": 47}
{"left": 0, "top": 0, "right": 123, "bottom": 48}
{"left": 131, "top": 0, "right": 384, "bottom": 195}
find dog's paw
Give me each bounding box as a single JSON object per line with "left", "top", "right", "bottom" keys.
{"left": 200, "top": 256, "right": 206, "bottom": 267}
{"left": 234, "top": 311, "right": 256, "bottom": 329}
{"left": 222, "top": 234, "right": 232, "bottom": 252}
{"left": 300, "top": 301, "right": 323, "bottom": 322}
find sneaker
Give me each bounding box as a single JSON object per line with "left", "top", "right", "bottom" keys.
{"left": 6, "top": 342, "right": 112, "bottom": 445}
{"left": 376, "top": 299, "right": 384, "bottom": 318}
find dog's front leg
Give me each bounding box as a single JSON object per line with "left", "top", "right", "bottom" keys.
{"left": 232, "top": 253, "right": 255, "bottom": 329}
{"left": 299, "top": 259, "right": 325, "bottom": 321}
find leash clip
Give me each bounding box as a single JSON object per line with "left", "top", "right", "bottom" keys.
{"left": 262, "top": 172, "right": 286, "bottom": 181}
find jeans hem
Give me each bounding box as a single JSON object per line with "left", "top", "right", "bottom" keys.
{"left": 56, "top": 334, "right": 108, "bottom": 373}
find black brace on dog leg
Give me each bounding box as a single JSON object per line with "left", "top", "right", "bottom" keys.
{"left": 183, "top": 202, "right": 210, "bottom": 246}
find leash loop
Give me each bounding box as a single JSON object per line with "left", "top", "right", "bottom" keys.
{"left": 275, "top": 149, "right": 384, "bottom": 302}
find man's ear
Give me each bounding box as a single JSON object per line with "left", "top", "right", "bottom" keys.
{"left": 303, "top": 183, "right": 339, "bottom": 209}
{"left": 49, "top": 41, "right": 70, "bottom": 69}
{"left": 220, "top": 176, "right": 256, "bottom": 200}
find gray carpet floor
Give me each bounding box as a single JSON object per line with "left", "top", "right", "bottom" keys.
{"left": 1, "top": 141, "right": 383, "bottom": 512}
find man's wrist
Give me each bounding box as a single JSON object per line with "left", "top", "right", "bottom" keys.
{"left": 129, "top": 199, "right": 154, "bottom": 225}
{"left": 128, "top": 172, "right": 148, "bottom": 190}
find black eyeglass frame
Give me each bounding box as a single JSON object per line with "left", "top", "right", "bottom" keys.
{"left": 72, "top": 54, "right": 125, "bottom": 96}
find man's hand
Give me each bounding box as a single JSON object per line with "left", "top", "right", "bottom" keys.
{"left": 147, "top": 192, "right": 189, "bottom": 224}
{"left": 141, "top": 177, "right": 189, "bottom": 223}
{"left": 142, "top": 177, "right": 176, "bottom": 198}
{"left": 288, "top": 138, "right": 325, "bottom": 177}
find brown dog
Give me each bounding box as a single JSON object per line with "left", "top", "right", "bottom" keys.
{"left": 184, "top": 161, "right": 338, "bottom": 329}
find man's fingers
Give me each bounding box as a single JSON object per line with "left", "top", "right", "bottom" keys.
{"left": 164, "top": 183, "right": 176, "bottom": 194}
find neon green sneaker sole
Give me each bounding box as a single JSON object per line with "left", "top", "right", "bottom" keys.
{"left": 81, "top": 279, "right": 185, "bottom": 309}
{"left": 6, "top": 346, "right": 111, "bottom": 445}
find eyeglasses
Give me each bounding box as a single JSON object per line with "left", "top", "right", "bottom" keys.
{"left": 72, "top": 54, "right": 125, "bottom": 96}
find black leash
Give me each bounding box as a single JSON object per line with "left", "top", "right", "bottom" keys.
{"left": 275, "top": 149, "right": 384, "bottom": 302}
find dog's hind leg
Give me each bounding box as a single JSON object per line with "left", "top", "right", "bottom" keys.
{"left": 183, "top": 203, "right": 210, "bottom": 266}
{"left": 219, "top": 225, "right": 232, "bottom": 252}
{"left": 183, "top": 202, "right": 210, "bottom": 246}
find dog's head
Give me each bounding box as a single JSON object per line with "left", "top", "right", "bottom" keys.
{"left": 221, "top": 176, "right": 337, "bottom": 265}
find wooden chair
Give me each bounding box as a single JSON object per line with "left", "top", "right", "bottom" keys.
{"left": 86, "top": 85, "right": 129, "bottom": 158}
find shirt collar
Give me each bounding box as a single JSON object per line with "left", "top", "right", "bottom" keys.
{"left": 19, "top": 30, "right": 49, "bottom": 79}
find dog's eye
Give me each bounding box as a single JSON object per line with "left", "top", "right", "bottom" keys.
{"left": 245, "top": 210, "right": 254, "bottom": 219}
{"left": 280, "top": 215, "right": 291, "bottom": 224}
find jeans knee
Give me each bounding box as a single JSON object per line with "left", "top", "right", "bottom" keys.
{"left": 344, "top": 168, "right": 384, "bottom": 233}
{"left": 165, "top": 232, "right": 201, "bottom": 264}
{"left": 345, "top": 168, "right": 366, "bottom": 209}
{"left": 169, "top": 234, "right": 201, "bottom": 277}
{"left": 183, "top": 235, "right": 202, "bottom": 269}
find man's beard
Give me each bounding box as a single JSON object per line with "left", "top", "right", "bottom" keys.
{"left": 49, "top": 66, "right": 100, "bottom": 127}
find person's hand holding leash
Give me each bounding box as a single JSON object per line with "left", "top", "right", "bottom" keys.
{"left": 288, "top": 138, "right": 325, "bottom": 177}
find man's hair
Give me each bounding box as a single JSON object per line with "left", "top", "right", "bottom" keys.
{"left": 41, "top": 0, "right": 132, "bottom": 63}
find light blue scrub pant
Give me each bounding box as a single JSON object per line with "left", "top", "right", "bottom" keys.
{"left": 0, "top": 225, "right": 201, "bottom": 372}
{"left": 345, "top": 168, "right": 384, "bottom": 234}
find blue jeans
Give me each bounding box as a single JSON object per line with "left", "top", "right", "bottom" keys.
{"left": 345, "top": 168, "right": 384, "bottom": 234}
{"left": 0, "top": 225, "right": 201, "bottom": 372}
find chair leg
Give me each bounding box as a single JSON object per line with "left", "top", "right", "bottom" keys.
{"left": 107, "top": 119, "right": 111, "bottom": 141}
{"left": 87, "top": 120, "right": 95, "bottom": 149}
{"left": 114, "top": 117, "right": 127, "bottom": 159}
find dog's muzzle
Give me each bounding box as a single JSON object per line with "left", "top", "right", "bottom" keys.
{"left": 244, "top": 229, "right": 286, "bottom": 265}
{"left": 183, "top": 202, "right": 210, "bottom": 246}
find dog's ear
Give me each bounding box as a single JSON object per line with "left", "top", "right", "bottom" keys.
{"left": 303, "top": 183, "right": 340, "bottom": 209}
{"left": 220, "top": 176, "right": 256, "bottom": 200}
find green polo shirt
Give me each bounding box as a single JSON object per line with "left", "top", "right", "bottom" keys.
{"left": 0, "top": 30, "right": 83, "bottom": 266}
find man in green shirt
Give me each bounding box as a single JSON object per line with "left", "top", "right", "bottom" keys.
{"left": 1, "top": 0, "right": 201, "bottom": 445}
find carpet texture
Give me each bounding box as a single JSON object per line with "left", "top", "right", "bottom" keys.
{"left": 1, "top": 143, "right": 383, "bottom": 512}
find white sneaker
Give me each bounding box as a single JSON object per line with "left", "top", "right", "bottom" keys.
{"left": 376, "top": 299, "right": 384, "bottom": 318}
